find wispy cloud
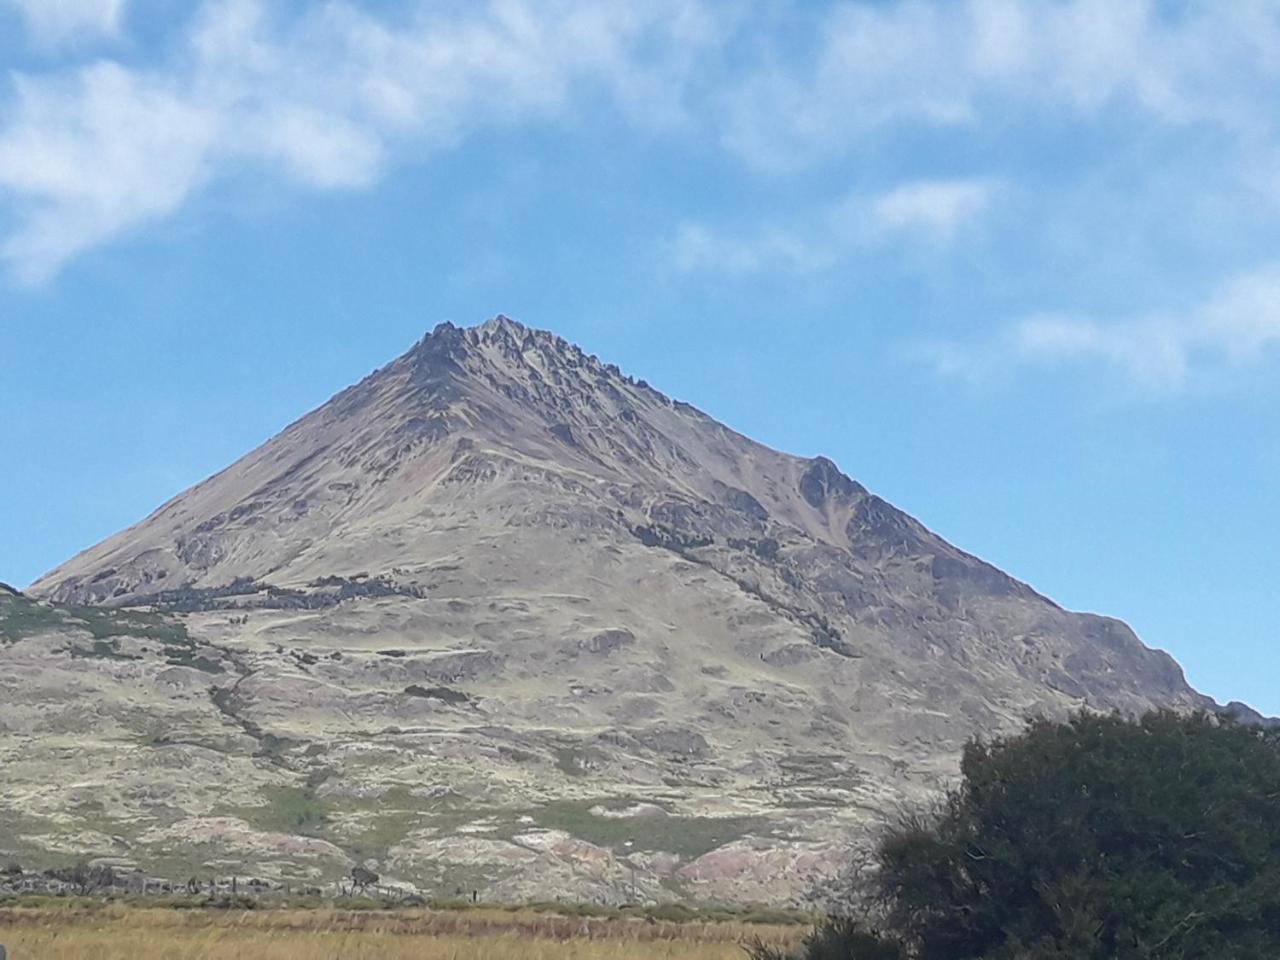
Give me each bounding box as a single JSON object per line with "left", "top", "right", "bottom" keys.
{"left": 918, "top": 265, "right": 1280, "bottom": 391}
{"left": 670, "top": 223, "right": 828, "bottom": 276}
{"left": 719, "top": 0, "right": 1280, "bottom": 170}
{"left": 870, "top": 179, "right": 996, "bottom": 242}
{"left": 5, "top": 0, "right": 1280, "bottom": 285}
{"left": 0, "top": 0, "right": 719, "bottom": 282}
{"left": 671, "top": 178, "right": 998, "bottom": 276}
{"left": 0, "top": 63, "right": 218, "bottom": 282}
{"left": 2, "top": 0, "right": 126, "bottom": 45}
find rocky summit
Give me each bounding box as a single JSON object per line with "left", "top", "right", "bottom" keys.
{"left": 6, "top": 316, "right": 1214, "bottom": 904}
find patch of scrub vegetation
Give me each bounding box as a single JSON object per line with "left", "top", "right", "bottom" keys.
{"left": 553, "top": 745, "right": 612, "bottom": 777}
{"left": 0, "top": 591, "right": 69, "bottom": 642}
{"left": 71, "top": 606, "right": 190, "bottom": 646}
{"left": 0, "top": 808, "right": 60, "bottom": 862}
{"left": 342, "top": 808, "right": 425, "bottom": 860}
{"left": 340, "top": 787, "right": 520, "bottom": 860}
{"left": 0, "top": 589, "right": 191, "bottom": 651}
{"left": 68, "top": 638, "right": 141, "bottom": 661}
{"left": 234, "top": 785, "right": 336, "bottom": 837}
{"left": 374, "top": 786, "right": 481, "bottom": 826}
{"left": 227, "top": 782, "right": 509, "bottom": 859}
{"left": 534, "top": 799, "right": 766, "bottom": 860}
{"left": 53, "top": 810, "right": 144, "bottom": 851}
{"left": 404, "top": 684, "right": 471, "bottom": 705}
{"left": 553, "top": 747, "right": 588, "bottom": 776}
{"left": 160, "top": 648, "right": 224, "bottom": 673}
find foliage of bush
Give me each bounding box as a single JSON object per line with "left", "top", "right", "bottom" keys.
{"left": 747, "top": 917, "right": 904, "bottom": 960}
{"left": 787, "top": 711, "right": 1280, "bottom": 959}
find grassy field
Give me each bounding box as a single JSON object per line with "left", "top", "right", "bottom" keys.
{"left": 0, "top": 903, "right": 802, "bottom": 959}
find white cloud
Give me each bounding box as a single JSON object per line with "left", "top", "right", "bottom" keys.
{"left": 871, "top": 179, "right": 996, "bottom": 241}
{"left": 719, "top": 0, "right": 1280, "bottom": 169}
{"left": 3, "top": 0, "right": 126, "bottom": 45}
{"left": 919, "top": 265, "right": 1280, "bottom": 391}
{"left": 0, "top": 63, "right": 217, "bottom": 283}
{"left": 4, "top": 0, "right": 1280, "bottom": 283}
{"left": 670, "top": 223, "right": 833, "bottom": 276}
{"left": 672, "top": 178, "right": 997, "bottom": 276}
{"left": 0, "top": 0, "right": 719, "bottom": 282}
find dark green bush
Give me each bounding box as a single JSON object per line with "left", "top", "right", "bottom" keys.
{"left": 786, "top": 711, "right": 1280, "bottom": 959}
{"left": 746, "top": 917, "right": 903, "bottom": 960}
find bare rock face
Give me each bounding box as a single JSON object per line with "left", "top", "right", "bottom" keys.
{"left": 8, "top": 316, "right": 1220, "bottom": 904}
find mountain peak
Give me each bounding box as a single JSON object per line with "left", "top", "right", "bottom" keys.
{"left": 424, "top": 314, "right": 543, "bottom": 343}
{"left": 18, "top": 316, "right": 1219, "bottom": 903}
{"left": 478, "top": 313, "right": 526, "bottom": 334}
{"left": 414, "top": 315, "right": 579, "bottom": 370}
{"left": 29, "top": 317, "right": 1214, "bottom": 729}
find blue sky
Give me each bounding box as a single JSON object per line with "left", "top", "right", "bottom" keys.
{"left": 1, "top": 0, "right": 1278, "bottom": 713}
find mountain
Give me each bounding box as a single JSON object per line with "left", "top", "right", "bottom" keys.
{"left": 8, "top": 316, "right": 1212, "bottom": 904}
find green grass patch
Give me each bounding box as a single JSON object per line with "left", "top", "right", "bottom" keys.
{"left": 234, "top": 785, "right": 336, "bottom": 837}
{"left": 226, "top": 783, "right": 505, "bottom": 860}
{"left": 340, "top": 787, "right": 513, "bottom": 860}
{"left": 534, "top": 799, "right": 767, "bottom": 859}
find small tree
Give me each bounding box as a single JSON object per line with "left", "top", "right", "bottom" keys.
{"left": 351, "top": 866, "right": 379, "bottom": 894}
{"left": 789, "top": 711, "right": 1280, "bottom": 959}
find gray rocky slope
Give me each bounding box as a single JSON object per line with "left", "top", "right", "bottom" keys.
{"left": 7, "top": 317, "right": 1212, "bottom": 903}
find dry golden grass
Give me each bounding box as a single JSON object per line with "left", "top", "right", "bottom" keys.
{"left": 0, "top": 904, "right": 800, "bottom": 959}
